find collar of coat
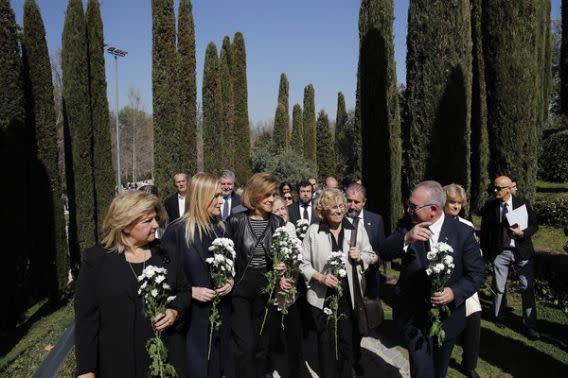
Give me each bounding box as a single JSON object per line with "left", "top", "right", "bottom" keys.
{"left": 317, "top": 217, "right": 355, "bottom": 233}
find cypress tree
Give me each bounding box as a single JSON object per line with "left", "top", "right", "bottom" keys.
{"left": 406, "top": 0, "right": 472, "bottom": 192}
{"left": 483, "top": 1, "right": 540, "bottom": 201}
{"left": 352, "top": 81, "right": 363, "bottom": 176}
{"left": 231, "top": 32, "right": 251, "bottom": 183}
{"left": 219, "top": 36, "right": 234, "bottom": 170}
{"left": 273, "top": 103, "right": 288, "bottom": 150}
{"left": 302, "top": 84, "right": 316, "bottom": 163}
{"left": 560, "top": 0, "right": 567, "bottom": 115}
{"left": 316, "top": 110, "right": 335, "bottom": 180}
{"left": 1, "top": 0, "right": 28, "bottom": 330}
{"left": 335, "top": 92, "right": 349, "bottom": 175}
{"left": 470, "top": 0, "right": 490, "bottom": 212}
{"left": 87, "top": 0, "right": 113, "bottom": 237}
{"left": 358, "top": 0, "right": 402, "bottom": 232}
{"left": 22, "top": 0, "right": 69, "bottom": 300}
{"left": 272, "top": 73, "right": 289, "bottom": 150}
{"left": 152, "top": 0, "right": 178, "bottom": 197}
{"left": 202, "top": 42, "right": 222, "bottom": 173}
{"left": 290, "top": 103, "right": 304, "bottom": 155}
{"left": 62, "top": 0, "right": 96, "bottom": 260}
{"left": 535, "top": 0, "right": 552, "bottom": 131}
{"left": 177, "top": 0, "right": 197, "bottom": 174}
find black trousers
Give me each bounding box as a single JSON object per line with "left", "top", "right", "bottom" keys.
{"left": 402, "top": 324, "right": 456, "bottom": 378}
{"left": 460, "top": 311, "right": 481, "bottom": 370}
{"left": 231, "top": 268, "right": 274, "bottom": 378}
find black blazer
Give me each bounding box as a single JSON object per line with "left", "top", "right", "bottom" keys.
{"left": 362, "top": 209, "right": 386, "bottom": 252}
{"left": 287, "top": 202, "right": 316, "bottom": 225}
{"left": 380, "top": 215, "right": 484, "bottom": 340}
{"left": 164, "top": 193, "right": 182, "bottom": 222}
{"left": 74, "top": 243, "right": 190, "bottom": 377}
{"left": 480, "top": 196, "right": 538, "bottom": 261}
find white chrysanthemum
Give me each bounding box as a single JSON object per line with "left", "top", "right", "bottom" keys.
{"left": 155, "top": 275, "right": 166, "bottom": 284}
{"left": 432, "top": 265, "right": 441, "bottom": 274}
{"left": 426, "top": 251, "right": 437, "bottom": 260}
{"left": 140, "top": 281, "right": 147, "bottom": 290}
{"left": 151, "top": 289, "right": 158, "bottom": 297}
{"left": 323, "top": 307, "right": 333, "bottom": 315}
{"left": 435, "top": 263, "right": 445, "bottom": 272}
{"left": 338, "top": 268, "right": 347, "bottom": 278}
{"left": 166, "top": 295, "right": 176, "bottom": 303}
{"left": 163, "top": 283, "right": 171, "bottom": 290}
{"left": 206, "top": 257, "right": 214, "bottom": 264}
{"left": 443, "top": 255, "right": 454, "bottom": 265}
{"left": 426, "top": 268, "right": 433, "bottom": 276}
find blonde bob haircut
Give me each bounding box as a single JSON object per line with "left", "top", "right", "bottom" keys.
{"left": 314, "top": 188, "right": 347, "bottom": 221}
{"left": 443, "top": 183, "right": 467, "bottom": 207}
{"left": 241, "top": 172, "right": 278, "bottom": 210}
{"left": 101, "top": 191, "right": 165, "bottom": 253}
{"left": 182, "top": 172, "right": 224, "bottom": 243}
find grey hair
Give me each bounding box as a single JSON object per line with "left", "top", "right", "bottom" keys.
{"left": 413, "top": 180, "right": 446, "bottom": 208}
{"left": 219, "top": 169, "right": 236, "bottom": 180}
{"left": 345, "top": 183, "right": 367, "bottom": 199}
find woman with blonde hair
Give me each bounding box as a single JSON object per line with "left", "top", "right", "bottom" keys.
{"left": 443, "top": 183, "right": 481, "bottom": 378}
{"left": 301, "top": 188, "right": 375, "bottom": 378}
{"left": 227, "top": 172, "right": 286, "bottom": 377}
{"left": 162, "top": 172, "right": 234, "bottom": 378}
{"left": 74, "top": 191, "right": 189, "bottom": 378}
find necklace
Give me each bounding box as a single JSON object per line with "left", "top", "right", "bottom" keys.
{"left": 126, "top": 249, "right": 148, "bottom": 282}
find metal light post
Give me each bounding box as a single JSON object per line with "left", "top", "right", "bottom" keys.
{"left": 106, "top": 46, "right": 128, "bottom": 193}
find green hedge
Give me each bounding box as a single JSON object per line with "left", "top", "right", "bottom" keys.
{"left": 539, "top": 130, "right": 568, "bottom": 183}
{"left": 534, "top": 194, "right": 568, "bottom": 227}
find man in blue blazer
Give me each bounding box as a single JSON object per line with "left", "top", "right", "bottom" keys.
{"left": 346, "top": 183, "right": 385, "bottom": 299}
{"left": 380, "top": 181, "right": 484, "bottom": 378}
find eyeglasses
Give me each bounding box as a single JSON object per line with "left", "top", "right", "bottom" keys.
{"left": 407, "top": 202, "right": 434, "bottom": 212}
{"left": 493, "top": 185, "right": 510, "bottom": 192}
{"left": 326, "top": 204, "right": 345, "bottom": 212}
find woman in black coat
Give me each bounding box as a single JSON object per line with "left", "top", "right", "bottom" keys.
{"left": 74, "top": 191, "right": 190, "bottom": 378}
{"left": 162, "top": 172, "right": 234, "bottom": 378}
{"left": 227, "top": 172, "right": 286, "bottom": 378}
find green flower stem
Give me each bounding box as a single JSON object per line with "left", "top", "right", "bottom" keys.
{"left": 208, "top": 296, "right": 221, "bottom": 360}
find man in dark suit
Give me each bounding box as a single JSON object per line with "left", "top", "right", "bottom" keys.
{"left": 345, "top": 183, "right": 385, "bottom": 299}
{"left": 480, "top": 175, "right": 539, "bottom": 340}
{"left": 219, "top": 170, "right": 241, "bottom": 220}
{"left": 288, "top": 179, "right": 316, "bottom": 225}
{"left": 164, "top": 172, "right": 189, "bottom": 222}
{"left": 380, "top": 181, "right": 484, "bottom": 378}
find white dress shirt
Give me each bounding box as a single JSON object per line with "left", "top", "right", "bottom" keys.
{"left": 178, "top": 194, "right": 186, "bottom": 216}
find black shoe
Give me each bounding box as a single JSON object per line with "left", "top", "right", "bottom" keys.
{"left": 494, "top": 320, "right": 506, "bottom": 329}
{"left": 352, "top": 362, "right": 364, "bottom": 377}
{"left": 526, "top": 328, "right": 540, "bottom": 341}
{"left": 462, "top": 368, "right": 480, "bottom": 378}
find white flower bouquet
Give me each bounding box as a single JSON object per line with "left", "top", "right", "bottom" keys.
{"left": 259, "top": 227, "right": 304, "bottom": 334}
{"left": 137, "top": 265, "right": 177, "bottom": 378}
{"left": 295, "top": 219, "right": 310, "bottom": 241}
{"left": 323, "top": 250, "right": 347, "bottom": 360}
{"left": 205, "top": 237, "right": 236, "bottom": 359}
{"left": 425, "top": 241, "right": 455, "bottom": 347}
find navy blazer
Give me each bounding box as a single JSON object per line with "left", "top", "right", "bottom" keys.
{"left": 480, "top": 195, "right": 538, "bottom": 261}
{"left": 380, "top": 215, "right": 484, "bottom": 340}
{"left": 362, "top": 209, "right": 385, "bottom": 252}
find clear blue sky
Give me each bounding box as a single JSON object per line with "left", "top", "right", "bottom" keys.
{"left": 13, "top": 0, "right": 562, "bottom": 124}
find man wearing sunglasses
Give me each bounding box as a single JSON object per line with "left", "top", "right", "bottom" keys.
{"left": 480, "top": 176, "right": 539, "bottom": 340}
{"left": 380, "top": 181, "right": 484, "bottom": 378}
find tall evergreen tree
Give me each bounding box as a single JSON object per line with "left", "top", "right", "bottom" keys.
{"left": 290, "top": 103, "right": 304, "bottom": 155}
{"left": 405, "top": 0, "right": 472, "bottom": 193}
{"left": 152, "top": 0, "right": 178, "bottom": 197}
{"left": 316, "top": 110, "right": 335, "bottom": 180}
{"left": 535, "top": 0, "right": 552, "bottom": 131}
{"left": 87, "top": 0, "right": 113, "bottom": 237}
{"left": 202, "top": 42, "right": 222, "bottom": 173}
{"left": 560, "top": 0, "right": 568, "bottom": 115}
{"left": 483, "top": 0, "right": 540, "bottom": 201}
{"left": 334, "top": 92, "right": 349, "bottom": 176}
{"left": 177, "top": 0, "right": 197, "bottom": 174}
{"left": 62, "top": 0, "right": 96, "bottom": 261}
{"left": 22, "top": 0, "right": 69, "bottom": 300}
{"left": 358, "top": 0, "right": 402, "bottom": 232}
{"left": 272, "top": 73, "right": 289, "bottom": 151}
{"left": 231, "top": 32, "right": 251, "bottom": 183}
{"left": 470, "top": 0, "right": 490, "bottom": 212}
{"left": 219, "top": 36, "right": 234, "bottom": 170}
{"left": 302, "top": 84, "right": 316, "bottom": 163}
{"left": 1, "top": 0, "right": 28, "bottom": 331}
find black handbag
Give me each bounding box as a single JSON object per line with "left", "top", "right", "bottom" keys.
{"left": 350, "top": 217, "right": 384, "bottom": 335}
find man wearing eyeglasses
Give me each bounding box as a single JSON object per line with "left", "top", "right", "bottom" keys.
{"left": 380, "top": 181, "right": 484, "bottom": 378}
{"left": 480, "top": 176, "right": 539, "bottom": 340}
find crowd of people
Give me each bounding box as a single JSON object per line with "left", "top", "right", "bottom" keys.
{"left": 74, "top": 169, "right": 540, "bottom": 378}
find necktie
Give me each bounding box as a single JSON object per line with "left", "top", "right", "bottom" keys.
{"left": 222, "top": 196, "right": 230, "bottom": 220}
{"left": 501, "top": 202, "right": 509, "bottom": 223}
{"left": 302, "top": 204, "right": 309, "bottom": 221}
{"left": 501, "top": 202, "right": 510, "bottom": 248}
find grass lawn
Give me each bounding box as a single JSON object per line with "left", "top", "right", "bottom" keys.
{"left": 537, "top": 180, "right": 568, "bottom": 190}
